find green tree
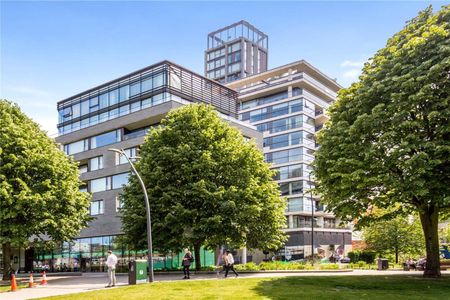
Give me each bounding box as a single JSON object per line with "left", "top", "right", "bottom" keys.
{"left": 363, "top": 214, "right": 425, "bottom": 263}
{"left": 314, "top": 6, "right": 450, "bottom": 277}
{"left": 0, "top": 100, "right": 91, "bottom": 280}
{"left": 120, "top": 104, "right": 286, "bottom": 270}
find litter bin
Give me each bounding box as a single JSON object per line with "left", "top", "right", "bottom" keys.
{"left": 128, "top": 259, "right": 147, "bottom": 284}
{"left": 377, "top": 258, "right": 389, "bottom": 270}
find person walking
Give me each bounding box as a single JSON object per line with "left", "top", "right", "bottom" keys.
{"left": 182, "top": 248, "right": 193, "bottom": 279}
{"left": 105, "top": 250, "right": 118, "bottom": 288}
{"left": 218, "top": 250, "right": 229, "bottom": 275}
{"left": 224, "top": 250, "right": 238, "bottom": 278}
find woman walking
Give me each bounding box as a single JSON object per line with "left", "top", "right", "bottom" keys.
{"left": 182, "top": 248, "right": 193, "bottom": 279}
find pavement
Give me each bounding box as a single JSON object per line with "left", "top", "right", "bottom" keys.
{"left": 1, "top": 269, "right": 449, "bottom": 300}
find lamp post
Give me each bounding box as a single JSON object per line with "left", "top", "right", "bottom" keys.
{"left": 108, "top": 148, "right": 154, "bottom": 283}
{"left": 308, "top": 172, "right": 314, "bottom": 266}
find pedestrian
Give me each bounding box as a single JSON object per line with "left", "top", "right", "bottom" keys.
{"left": 224, "top": 250, "right": 238, "bottom": 278}
{"left": 218, "top": 250, "right": 229, "bottom": 275}
{"left": 182, "top": 248, "right": 193, "bottom": 279}
{"left": 105, "top": 250, "right": 118, "bottom": 288}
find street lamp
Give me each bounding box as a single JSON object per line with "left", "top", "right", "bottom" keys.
{"left": 108, "top": 148, "right": 154, "bottom": 283}
{"left": 308, "top": 172, "right": 315, "bottom": 266}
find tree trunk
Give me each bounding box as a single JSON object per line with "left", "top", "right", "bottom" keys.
{"left": 2, "top": 243, "right": 12, "bottom": 281}
{"left": 193, "top": 243, "right": 201, "bottom": 271}
{"left": 419, "top": 206, "right": 441, "bottom": 278}
{"left": 395, "top": 245, "right": 399, "bottom": 264}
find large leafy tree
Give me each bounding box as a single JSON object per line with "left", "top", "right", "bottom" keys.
{"left": 363, "top": 213, "right": 424, "bottom": 263}
{"left": 120, "top": 104, "right": 286, "bottom": 270}
{"left": 0, "top": 100, "right": 91, "bottom": 280}
{"left": 314, "top": 6, "right": 449, "bottom": 277}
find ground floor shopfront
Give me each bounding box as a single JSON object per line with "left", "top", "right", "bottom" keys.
{"left": 0, "top": 235, "right": 215, "bottom": 274}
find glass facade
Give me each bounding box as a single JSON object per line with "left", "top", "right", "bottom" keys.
{"left": 32, "top": 236, "right": 216, "bottom": 273}
{"left": 58, "top": 62, "right": 239, "bottom": 135}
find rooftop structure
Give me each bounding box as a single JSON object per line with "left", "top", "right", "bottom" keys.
{"left": 205, "top": 20, "right": 268, "bottom": 84}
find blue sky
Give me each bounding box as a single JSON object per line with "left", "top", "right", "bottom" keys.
{"left": 1, "top": 1, "right": 448, "bottom": 134}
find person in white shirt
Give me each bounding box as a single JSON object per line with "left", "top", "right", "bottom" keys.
{"left": 105, "top": 250, "right": 118, "bottom": 287}
{"left": 224, "top": 250, "right": 238, "bottom": 278}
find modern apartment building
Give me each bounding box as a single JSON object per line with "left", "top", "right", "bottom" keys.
{"left": 228, "top": 60, "right": 352, "bottom": 260}
{"left": 205, "top": 20, "right": 268, "bottom": 84}
{"left": 26, "top": 61, "right": 262, "bottom": 273}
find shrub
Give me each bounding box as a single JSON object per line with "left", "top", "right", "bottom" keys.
{"left": 234, "top": 262, "right": 259, "bottom": 271}
{"left": 347, "top": 251, "right": 376, "bottom": 264}
{"left": 200, "top": 265, "right": 216, "bottom": 271}
{"left": 319, "top": 263, "right": 339, "bottom": 270}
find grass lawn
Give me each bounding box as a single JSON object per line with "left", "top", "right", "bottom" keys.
{"left": 0, "top": 283, "right": 28, "bottom": 292}
{"left": 40, "top": 275, "right": 450, "bottom": 300}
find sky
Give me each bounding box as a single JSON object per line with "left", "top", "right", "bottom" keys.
{"left": 1, "top": 1, "right": 448, "bottom": 135}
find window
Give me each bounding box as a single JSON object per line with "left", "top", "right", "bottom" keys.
{"left": 116, "top": 147, "right": 137, "bottom": 165}
{"left": 227, "top": 63, "right": 240, "bottom": 73}
{"left": 119, "top": 104, "right": 129, "bottom": 116}
{"left": 116, "top": 196, "right": 124, "bottom": 211}
{"left": 119, "top": 85, "right": 129, "bottom": 102}
{"left": 90, "top": 177, "right": 107, "bottom": 193}
{"left": 273, "top": 164, "right": 303, "bottom": 180}
{"left": 286, "top": 198, "right": 302, "bottom": 212}
{"left": 90, "top": 96, "right": 99, "bottom": 113}
{"left": 64, "top": 139, "right": 88, "bottom": 155}
{"left": 153, "top": 73, "right": 164, "bottom": 88}
{"left": 130, "top": 101, "right": 141, "bottom": 112}
{"left": 89, "top": 156, "right": 103, "bottom": 171}
{"left": 130, "top": 82, "right": 140, "bottom": 96}
{"left": 141, "top": 77, "right": 153, "bottom": 92}
{"left": 90, "top": 200, "right": 104, "bottom": 216}
{"left": 90, "top": 130, "right": 121, "bottom": 149}
{"left": 79, "top": 165, "right": 88, "bottom": 174}
{"left": 72, "top": 103, "right": 80, "bottom": 118}
{"left": 109, "top": 89, "right": 119, "bottom": 105}
{"left": 99, "top": 93, "right": 109, "bottom": 109}
{"left": 112, "top": 173, "right": 129, "bottom": 189}
{"left": 228, "top": 42, "right": 241, "bottom": 52}
{"left": 81, "top": 100, "right": 90, "bottom": 115}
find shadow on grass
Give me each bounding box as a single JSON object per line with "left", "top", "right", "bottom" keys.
{"left": 251, "top": 275, "right": 450, "bottom": 300}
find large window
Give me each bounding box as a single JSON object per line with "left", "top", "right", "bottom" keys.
{"left": 278, "top": 180, "right": 313, "bottom": 196}
{"left": 240, "top": 99, "right": 303, "bottom": 122}
{"left": 64, "top": 140, "right": 88, "bottom": 155}
{"left": 116, "top": 147, "right": 138, "bottom": 165}
{"left": 90, "top": 177, "right": 107, "bottom": 193}
{"left": 264, "top": 131, "right": 315, "bottom": 150}
{"left": 239, "top": 91, "right": 290, "bottom": 110}
{"left": 112, "top": 173, "right": 129, "bottom": 189}
{"left": 265, "top": 148, "right": 315, "bottom": 165}
{"left": 90, "top": 130, "right": 121, "bottom": 149}
{"left": 273, "top": 164, "right": 303, "bottom": 181}
{"left": 79, "top": 165, "right": 88, "bottom": 174}
{"left": 286, "top": 198, "right": 302, "bottom": 212}
{"left": 89, "top": 156, "right": 103, "bottom": 171}
{"left": 109, "top": 89, "right": 119, "bottom": 105}
{"left": 90, "top": 200, "right": 104, "bottom": 216}
{"left": 257, "top": 115, "right": 313, "bottom": 134}
{"left": 119, "top": 85, "right": 129, "bottom": 102}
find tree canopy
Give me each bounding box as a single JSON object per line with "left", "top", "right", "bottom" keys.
{"left": 363, "top": 212, "right": 424, "bottom": 263}
{"left": 120, "top": 104, "right": 286, "bottom": 269}
{"left": 0, "top": 100, "right": 91, "bottom": 279}
{"left": 314, "top": 6, "right": 449, "bottom": 277}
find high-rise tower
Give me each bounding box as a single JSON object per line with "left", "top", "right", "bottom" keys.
{"left": 205, "top": 20, "right": 268, "bottom": 84}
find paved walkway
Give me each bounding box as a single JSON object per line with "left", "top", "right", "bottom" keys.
{"left": 2, "top": 270, "right": 449, "bottom": 300}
